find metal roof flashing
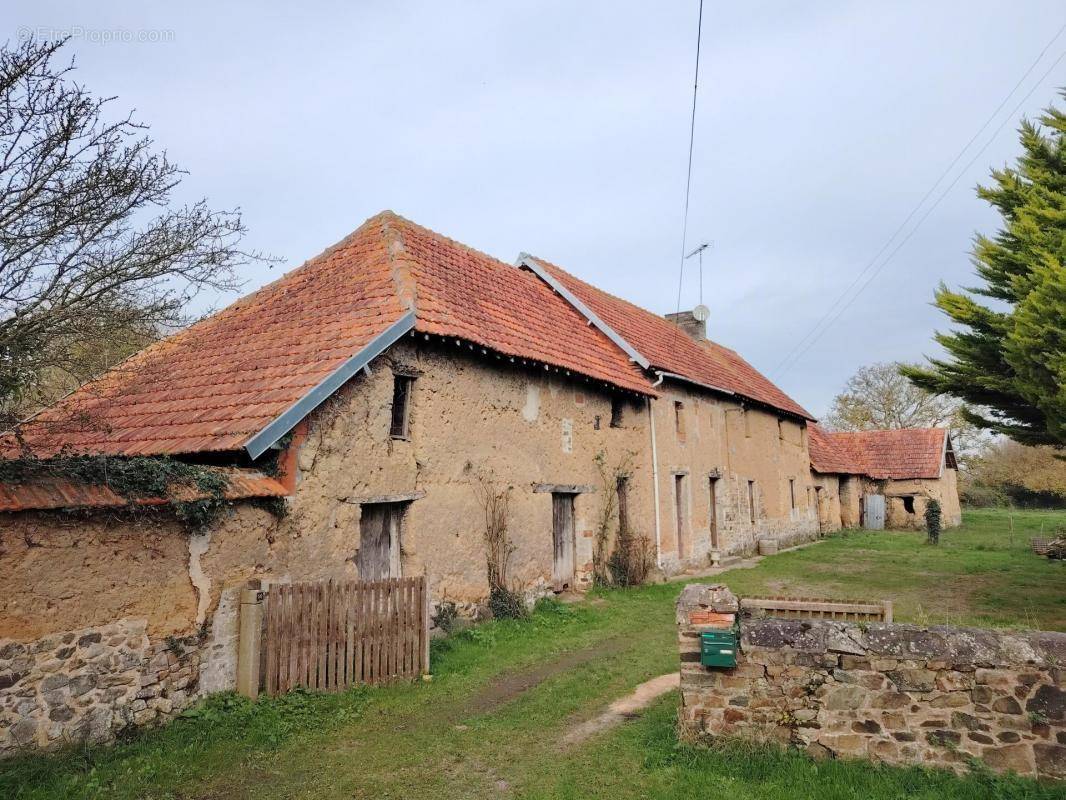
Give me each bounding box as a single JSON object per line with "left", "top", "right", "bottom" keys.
{"left": 243, "top": 310, "right": 417, "bottom": 459}
{"left": 516, "top": 254, "right": 651, "bottom": 370}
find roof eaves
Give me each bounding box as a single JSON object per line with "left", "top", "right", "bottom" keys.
{"left": 243, "top": 310, "right": 416, "bottom": 459}
{"left": 654, "top": 370, "right": 736, "bottom": 399}
{"left": 516, "top": 254, "right": 651, "bottom": 371}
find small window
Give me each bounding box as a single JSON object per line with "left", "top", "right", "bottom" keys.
{"left": 748, "top": 480, "right": 756, "bottom": 525}
{"left": 778, "top": 419, "right": 785, "bottom": 442}
{"left": 616, "top": 476, "right": 630, "bottom": 534}
{"left": 674, "top": 401, "right": 686, "bottom": 441}
{"left": 389, "top": 374, "right": 415, "bottom": 438}
{"left": 610, "top": 398, "right": 624, "bottom": 428}
{"left": 594, "top": 415, "right": 602, "bottom": 430}
{"left": 903, "top": 496, "right": 915, "bottom": 514}
{"left": 789, "top": 479, "right": 796, "bottom": 510}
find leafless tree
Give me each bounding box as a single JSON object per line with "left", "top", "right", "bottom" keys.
{"left": 824, "top": 361, "right": 986, "bottom": 468}
{"left": 0, "top": 38, "right": 267, "bottom": 424}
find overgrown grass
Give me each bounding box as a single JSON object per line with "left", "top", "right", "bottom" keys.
{"left": 718, "top": 509, "right": 1066, "bottom": 631}
{"left": 2, "top": 510, "right": 1064, "bottom": 799}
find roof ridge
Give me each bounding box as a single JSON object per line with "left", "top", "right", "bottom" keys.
{"left": 524, "top": 253, "right": 744, "bottom": 359}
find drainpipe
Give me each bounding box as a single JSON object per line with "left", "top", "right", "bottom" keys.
{"left": 648, "top": 372, "right": 665, "bottom": 568}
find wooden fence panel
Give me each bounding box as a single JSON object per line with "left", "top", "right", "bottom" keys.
{"left": 262, "top": 576, "right": 429, "bottom": 695}
{"left": 740, "top": 596, "right": 892, "bottom": 623}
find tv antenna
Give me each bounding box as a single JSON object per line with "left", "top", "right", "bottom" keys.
{"left": 685, "top": 242, "right": 712, "bottom": 321}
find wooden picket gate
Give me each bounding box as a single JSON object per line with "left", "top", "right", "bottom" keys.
{"left": 262, "top": 576, "right": 429, "bottom": 695}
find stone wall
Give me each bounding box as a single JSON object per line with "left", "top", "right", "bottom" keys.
{"left": 651, "top": 382, "right": 819, "bottom": 573}
{"left": 677, "top": 584, "right": 1066, "bottom": 780}
{"left": 0, "top": 620, "right": 201, "bottom": 757}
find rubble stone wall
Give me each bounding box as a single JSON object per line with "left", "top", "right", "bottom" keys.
{"left": 0, "top": 620, "right": 201, "bottom": 757}
{"left": 677, "top": 610, "right": 1066, "bottom": 780}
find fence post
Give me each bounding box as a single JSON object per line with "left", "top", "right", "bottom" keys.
{"left": 882, "top": 600, "right": 893, "bottom": 624}
{"left": 422, "top": 575, "right": 431, "bottom": 675}
{"left": 237, "top": 585, "right": 266, "bottom": 699}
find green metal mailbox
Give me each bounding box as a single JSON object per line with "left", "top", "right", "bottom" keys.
{"left": 700, "top": 627, "right": 738, "bottom": 669}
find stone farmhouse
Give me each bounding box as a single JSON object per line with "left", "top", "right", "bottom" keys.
{"left": 0, "top": 211, "right": 960, "bottom": 752}
{"left": 809, "top": 424, "right": 961, "bottom": 531}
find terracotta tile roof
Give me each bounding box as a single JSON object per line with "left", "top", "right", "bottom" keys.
{"left": 522, "top": 257, "right": 813, "bottom": 419}
{"left": 808, "top": 423, "right": 861, "bottom": 475}
{"left": 0, "top": 212, "right": 651, "bottom": 459}
{"left": 809, "top": 424, "right": 948, "bottom": 480}
{"left": 0, "top": 468, "right": 286, "bottom": 513}
{"left": 391, "top": 216, "right": 652, "bottom": 397}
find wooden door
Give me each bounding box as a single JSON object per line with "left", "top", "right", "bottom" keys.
{"left": 674, "top": 475, "right": 687, "bottom": 558}
{"left": 863, "top": 494, "right": 885, "bottom": 530}
{"left": 708, "top": 477, "right": 719, "bottom": 550}
{"left": 551, "top": 493, "right": 575, "bottom": 590}
{"left": 359, "top": 503, "right": 401, "bottom": 581}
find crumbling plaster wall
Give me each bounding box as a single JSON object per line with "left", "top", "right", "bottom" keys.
{"left": 651, "top": 382, "right": 818, "bottom": 573}
{"left": 810, "top": 473, "right": 842, "bottom": 534}
{"left": 856, "top": 470, "right": 962, "bottom": 531}
{"left": 285, "top": 339, "right": 654, "bottom": 603}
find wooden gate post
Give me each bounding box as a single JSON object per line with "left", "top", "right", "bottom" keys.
{"left": 237, "top": 585, "right": 266, "bottom": 699}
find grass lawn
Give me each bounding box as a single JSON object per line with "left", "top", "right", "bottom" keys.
{"left": 719, "top": 508, "right": 1066, "bottom": 631}
{"left": 2, "top": 508, "right": 1065, "bottom": 800}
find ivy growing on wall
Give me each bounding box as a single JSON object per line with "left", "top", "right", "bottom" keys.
{"left": 0, "top": 454, "right": 231, "bottom": 531}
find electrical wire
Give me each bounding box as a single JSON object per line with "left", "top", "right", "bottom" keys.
{"left": 776, "top": 45, "right": 1066, "bottom": 378}
{"left": 771, "top": 20, "right": 1066, "bottom": 376}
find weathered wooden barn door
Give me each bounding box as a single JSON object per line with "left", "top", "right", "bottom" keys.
{"left": 358, "top": 503, "right": 402, "bottom": 581}
{"left": 551, "top": 493, "right": 576, "bottom": 591}
{"left": 863, "top": 494, "right": 885, "bottom": 530}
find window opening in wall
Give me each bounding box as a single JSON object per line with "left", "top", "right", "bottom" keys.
{"left": 610, "top": 397, "right": 624, "bottom": 428}
{"left": 708, "top": 476, "right": 719, "bottom": 550}
{"left": 674, "top": 401, "right": 685, "bottom": 441}
{"left": 674, "top": 474, "right": 688, "bottom": 557}
{"left": 594, "top": 415, "right": 601, "bottom": 430}
{"left": 616, "top": 476, "right": 630, "bottom": 535}
{"left": 358, "top": 502, "right": 404, "bottom": 581}
{"left": 389, "top": 374, "right": 415, "bottom": 438}
{"left": 789, "top": 479, "right": 796, "bottom": 510}
{"left": 778, "top": 419, "right": 785, "bottom": 442}
{"left": 748, "top": 480, "right": 756, "bottom": 525}
{"left": 903, "top": 496, "right": 915, "bottom": 514}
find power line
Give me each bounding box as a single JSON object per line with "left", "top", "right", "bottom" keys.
{"left": 777, "top": 45, "right": 1066, "bottom": 378}
{"left": 771, "top": 20, "right": 1066, "bottom": 376}
{"left": 674, "top": 0, "right": 705, "bottom": 322}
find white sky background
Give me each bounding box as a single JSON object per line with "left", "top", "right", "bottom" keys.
{"left": 9, "top": 1, "right": 1066, "bottom": 417}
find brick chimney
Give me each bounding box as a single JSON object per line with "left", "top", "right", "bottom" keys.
{"left": 665, "top": 310, "right": 706, "bottom": 342}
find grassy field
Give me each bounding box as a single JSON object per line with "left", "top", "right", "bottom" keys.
{"left": 719, "top": 508, "right": 1066, "bottom": 631}
{"left": 2, "top": 509, "right": 1065, "bottom": 800}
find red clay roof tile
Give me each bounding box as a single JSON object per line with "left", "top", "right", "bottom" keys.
{"left": 523, "top": 257, "right": 813, "bottom": 419}
{"left": 0, "top": 468, "right": 287, "bottom": 513}
{"left": 0, "top": 212, "right": 651, "bottom": 459}
{"left": 809, "top": 424, "right": 948, "bottom": 480}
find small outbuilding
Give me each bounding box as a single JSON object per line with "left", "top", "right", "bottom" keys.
{"left": 809, "top": 424, "right": 961, "bottom": 531}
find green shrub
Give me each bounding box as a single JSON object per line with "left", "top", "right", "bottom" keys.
{"left": 925, "top": 499, "right": 942, "bottom": 544}
{"left": 431, "top": 600, "right": 459, "bottom": 634}
{"left": 488, "top": 584, "right": 528, "bottom": 620}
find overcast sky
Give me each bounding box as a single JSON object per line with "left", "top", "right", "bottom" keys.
{"left": 10, "top": 1, "right": 1066, "bottom": 416}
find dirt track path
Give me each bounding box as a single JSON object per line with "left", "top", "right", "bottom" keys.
{"left": 560, "top": 672, "right": 678, "bottom": 746}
